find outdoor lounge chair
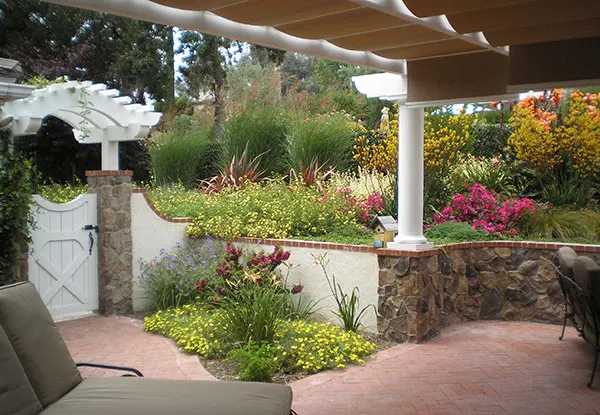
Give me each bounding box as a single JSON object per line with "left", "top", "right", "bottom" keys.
{"left": 0, "top": 281, "right": 294, "bottom": 415}
{"left": 556, "top": 247, "right": 600, "bottom": 388}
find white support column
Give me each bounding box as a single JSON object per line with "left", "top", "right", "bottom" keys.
{"left": 387, "top": 104, "right": 433, "bottom": 251}
{"left": 101, "top": 138, "right": 119, "bottom": 170}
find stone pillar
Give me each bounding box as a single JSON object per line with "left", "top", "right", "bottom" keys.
{"left": 86, "top": 170, "right": 133, "bottom": 315}
{"left": 387, "top": 104, "right": 433, "bottom": 251}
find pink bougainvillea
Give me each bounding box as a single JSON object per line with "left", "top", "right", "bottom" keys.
{"left": 431, "top": 183, "right": 538, "bottom": 237}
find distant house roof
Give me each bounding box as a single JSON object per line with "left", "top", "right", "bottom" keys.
{"left": 0, "top": 58, "right": 34, "bottom": 107}
{"left": 0, "top": 58, "right": 22, "bottom": 83}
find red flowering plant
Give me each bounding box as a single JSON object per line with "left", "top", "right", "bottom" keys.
{"left": 213, "top": 243, "right": 302, "bottom": 298}
{"left": 431, "top": 183, "right": 540, "bottom": 237}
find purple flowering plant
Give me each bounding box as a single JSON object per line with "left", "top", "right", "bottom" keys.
{"left": 431, "top": 183, "right": 540, "bottom": 237}
{"left": 139, "top": 237, "right": 225, "bottom": 309}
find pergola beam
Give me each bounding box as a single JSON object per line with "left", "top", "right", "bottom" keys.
{"left": 2, "top": 81, "right": 161, "bottom": 170}
{"left": 44, "top": 0, "right": 407, "bottom": 75}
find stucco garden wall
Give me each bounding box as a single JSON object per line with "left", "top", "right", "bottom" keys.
{"left": 234, "top": 239, "right": 379, "bottom": 333}
{"left": 131, "top": 191, "right": 188, "bottom": 312}
{"left": 129, "top": 190, "right": 380, "bottom": 333}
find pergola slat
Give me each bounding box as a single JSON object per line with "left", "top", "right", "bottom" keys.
{"left": 402, "top": 0, "right": 531, "bottom": 19}
{"left": 376, "top": 39, "right": 482, "bottom": 60}
{"left": 447, "top": 0, "right": 600, "bottom": 34}
{"left": 215, "top": 0, "right": 359, "bottom": 27}
{"left": 331, "top": 25, "right": 451, "bottom": 52}
{"left": 277, "top": 8, "right": 405, "bottom": 40}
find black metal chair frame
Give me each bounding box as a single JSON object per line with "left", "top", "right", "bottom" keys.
{"left": 75, "top": 363, "right": 144, "bottom": 377}
{"left": 555, "top": 268, "right": 599, "bottom": 388}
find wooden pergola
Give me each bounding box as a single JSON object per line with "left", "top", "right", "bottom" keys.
{"left": 41, "top": 0, "right": 600, "bottom": 249}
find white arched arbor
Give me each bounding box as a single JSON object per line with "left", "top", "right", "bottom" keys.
{"left": 2, "top": 81, "right": 162, "bottom": 170}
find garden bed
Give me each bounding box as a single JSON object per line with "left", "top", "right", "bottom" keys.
{"left": 198, "top": 332, "right": 398, "bottom": 384}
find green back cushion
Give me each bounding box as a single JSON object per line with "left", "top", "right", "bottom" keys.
{"left": 573, "top": 256, "right": 600, "bottom": 313}
{"left": 0, "top": 282, "right": 82, "bottom": 407}
{"left": 558, "top": 247, "right": 577, "bottom": 279}
{"left": 0, "top": 324, "right": 42, "bottom": 415}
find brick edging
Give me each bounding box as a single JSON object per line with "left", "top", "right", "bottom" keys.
{"left": 86, "top": 170, "right": 133, "bottom": 177}
{"left": 132, "top": 188, "right": 600, "bottom": 256}
{"left": 231, "top": 237, "right": 376, "bottom": 253}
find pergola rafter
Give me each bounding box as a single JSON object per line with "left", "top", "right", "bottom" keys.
{"left": 2, "top": 81, "right": 162, "bottom": 170}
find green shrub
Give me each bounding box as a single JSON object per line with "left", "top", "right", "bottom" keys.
{"left": 221, "top": 105, "right": 288, "bottom": 176}
{"left": 138, "top": 238, "right": 225, "bottom": 309}
{"left": 286, "top": 113, "right": 355, "bottom": 172}
{"left": 470, "top": 123, "right": 509, "bottom": 158}
{"left": 538, "top": 175, "right": 597, "bottom": 209}
{"left": 37, "top": 182, "right": 87, "bottom": 203}
{"left": 447, "top": 156, "right": 516, "bottom": 196}
{"left": 293, "top": 223, "right": 373, "bottom": 246}
{"left": 0, "top": 129, "right": 33, "bottom": 285}
{"left": 227, "top": 342, "right": 276, "bottom": 382}
{"left": 186, "top": 181, "right": 363, "bottom": 239}
{"left": 218, "top": 285, "right": 290, "bottom": 345}
{"left": 425, "top": 221, "right": 494, "bottom": 245}
{"left": 149, "top": 116, "right": 218, "bottom": 188}
{"left": 520, "top": 208, "right": 600, "bottom": 243}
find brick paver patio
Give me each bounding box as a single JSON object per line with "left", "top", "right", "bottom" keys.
{"left": 58, "top": 317, "right": 599, "bottom": 414}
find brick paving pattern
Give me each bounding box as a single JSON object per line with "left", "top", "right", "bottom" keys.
{"left": 58, "top": 315, "right": 215, "bottom": 381}
{"left": 58, "top": 317, "right": 599, "bottom": 414}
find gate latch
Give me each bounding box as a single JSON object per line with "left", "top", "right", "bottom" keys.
{"left": 82, "top": 225, "right": 99, "bottom": 255}
{"left": 83, "top": 224, "right": 100, "bottom": 232}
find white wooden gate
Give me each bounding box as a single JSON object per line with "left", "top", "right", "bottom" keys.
{"left": 28, "top": 194, "right": 99, "bottom": 320}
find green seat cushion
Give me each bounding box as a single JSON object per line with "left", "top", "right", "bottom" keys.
{"left": 0, "top": 324, "right": 42, "bottom": 415}
{"left": 0, "top": 282, "right": 82, "bottom": 407}
{"left": 41, "top": 378, "right": 293, "bottom": 415}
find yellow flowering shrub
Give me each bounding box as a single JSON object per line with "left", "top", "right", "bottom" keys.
{"left": 275, "top": 319, "right": 376, "bottom": 373}
{"left": 559, "top": 91, "right": 600, "bottom": 178}
{"left": 353, "top": 115, "right": 398, "bottom": 173}
{"left": 423, "top": 109, "right": 472, "bottom": 172}
{"left": 508, "top": 94, "right": 562, "bottom": 172}
{"left": 508, "top": 90, "right": 600, "bottom": 179}
{"left": 185, "top": 181, "right": 360, "bottom": 239}
{"left": 144, "top": 304, "right": 376, "bottom": 375}
{"left": 144, "top": 304, "right": 227, "bottom": 358}
{"left": 37, "top": 182, "right": 87, "bottom": 203}
{"left": 353, "top": 105, "right": 472, "bottom": 175}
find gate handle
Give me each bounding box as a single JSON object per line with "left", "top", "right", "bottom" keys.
{"left": 82, "top": 225, "right": 99, "bottom": 256}
{"left": 87, "top": 232, "right": 94, "bottom": 255}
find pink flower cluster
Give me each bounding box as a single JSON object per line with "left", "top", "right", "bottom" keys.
{"left": 246, "top": 246, "right": 290, "bottom": 272}
{"left": 216, "top": 243, "right": 297, "bottom": 295}
{"left": 432, "top": 183, "right": 538, "bottom": 237}
{"left": 357, "top": 192, "right": 385, "bottom": 223}
{"left": 336, "top": 187, "right": 385, "bottom": 224}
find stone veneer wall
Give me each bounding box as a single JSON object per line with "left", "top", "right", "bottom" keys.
{"left": 87, "top": 170, "right": 133, "bottom": 315}
{"left": 377, "top": 242, "right": 600, "bottom": 343}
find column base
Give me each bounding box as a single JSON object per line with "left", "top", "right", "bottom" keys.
{"left": 387, "top": 235, "right": 434, "bottom": 251}
{"left": 386, "top": 241, "right": 434, "bottom": 251}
